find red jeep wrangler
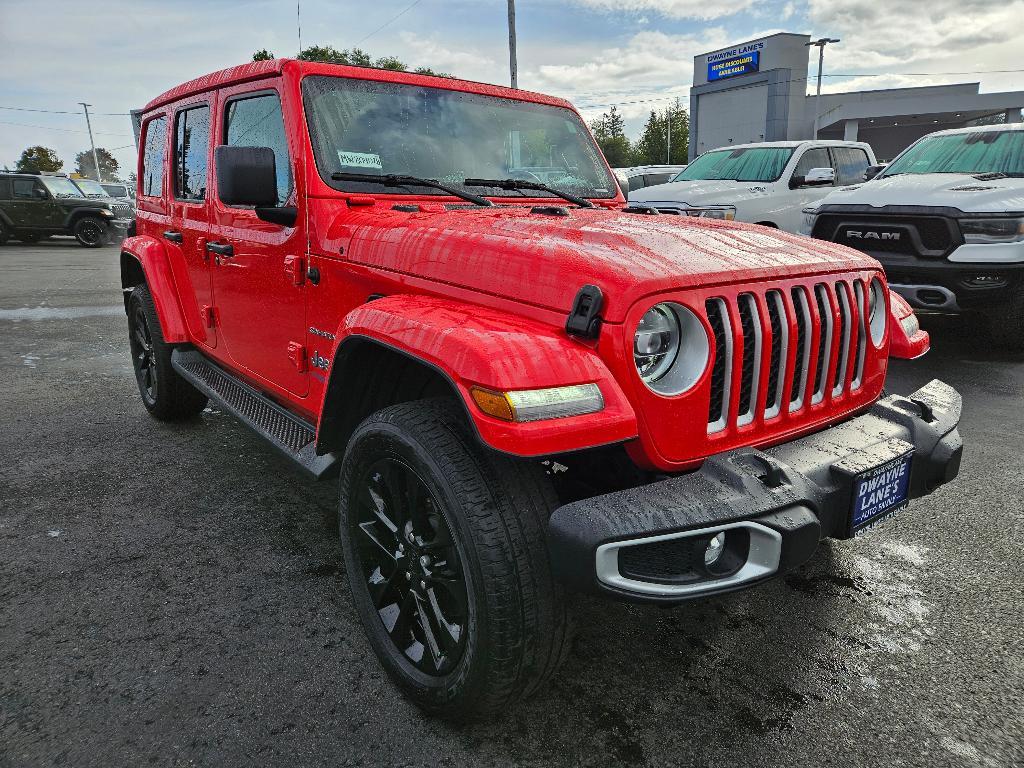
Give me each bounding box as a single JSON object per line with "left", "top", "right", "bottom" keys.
{"left": 122, "top": 59, "right": 963, "bottom": 719}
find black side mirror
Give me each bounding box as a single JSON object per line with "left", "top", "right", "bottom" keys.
{"left": 33, "top": 188, "right": 48, "bottom": 200}
{"left": 863, "top": 164, "right": 886, "bottom": 181}
{"left": 215, "top": 145, "right": 278, "bottom": 206}
{"left": 214, "top": 145, "right": 297, "bottom": 227}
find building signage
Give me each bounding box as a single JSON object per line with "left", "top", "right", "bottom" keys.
{"left": 706, "top": 40, "right": 763, "bottom": 81}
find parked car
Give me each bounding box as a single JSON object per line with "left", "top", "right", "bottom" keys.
{"left": 0, "top": 171, "right": 130, "bottom": 246}
{"left": 629, "top": 140, "right": 876, "bottom": 232}
{"left": 802, "top": 123, "right": 1024, "bottom": 348}
{"left": 101, "top": 181, "right": 136, "bottom": 209}
{"left": 121, "top": 58, "right": 962, "bottom": 720}
{"left": 71, "top": 176, "right": 135, "bottom": 220}
{"left": 614, "top": 164, "right": 688, "bottom": 193}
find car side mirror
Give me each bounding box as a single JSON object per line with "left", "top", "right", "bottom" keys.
{"left": 215, "top": 145, "right": 297, "bottom": 227}
{"left": 33, "top": 188, "right": 48, "bottom": 200}
{"left": 863, "top": 164, "right": 886, "bottom": 181}
{"left": 803, "top": 167, "right": 836, "bottom": 186}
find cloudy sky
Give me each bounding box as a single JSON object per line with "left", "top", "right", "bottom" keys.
{"left": 1, "top": 0, "right": 1022, "bottom": 177}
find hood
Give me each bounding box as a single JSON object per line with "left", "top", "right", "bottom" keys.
{"left": 321, "top": 202, "right": 876, "bottom": 322}
{"left": 812, "top": 173, "right": 1024, "bottom": 213}
{"left": 628, "top": 178, "right": 771, "bottom": 206}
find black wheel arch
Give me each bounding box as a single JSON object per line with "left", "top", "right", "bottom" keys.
{"left": 120, "top": 251, "right": 146, "bottom": 312}
{"left": 316, "top": 336, "right": 480, "bottom": 457}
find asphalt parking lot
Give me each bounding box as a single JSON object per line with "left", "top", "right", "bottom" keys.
{"left": 1, "top": 239, "right": 1022, "bottom": 768}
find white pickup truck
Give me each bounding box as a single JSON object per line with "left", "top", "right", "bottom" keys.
{"left": 802, "top": 123, "right": 1024, "bottom": 348}
{"left": 627, "top": 140, "right": 876, "bottom": 232}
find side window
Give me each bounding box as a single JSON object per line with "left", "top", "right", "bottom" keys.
{"left": 0, "top": 178, "right": 11, "bottom": 200}
{"left": 142, "top": 116, "right": 168, "bottom": 197}
{"left": 224, "top": 93, "right": 292, "bottom": 205}
{"left": 833, "top": 147, "right": 871, "bottom": 185}
{"left": 12, "top": 179, "right": 38, "bottom": 200}
{"left": 628, "top": 175, "right": 645, "bottom": 192}
{"left": 175, "top": 105, "right": 211, "bottom": 201}
{"left": 793, "top": 148, "right": 833, "bottom": 182}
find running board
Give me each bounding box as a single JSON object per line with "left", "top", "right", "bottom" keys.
{"left": 171, "top": 347, "right": 338, "bottom": 480}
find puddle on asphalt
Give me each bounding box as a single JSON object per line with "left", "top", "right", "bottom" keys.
{"left": 0, "top": 306, "right": 122, "bottom": 321}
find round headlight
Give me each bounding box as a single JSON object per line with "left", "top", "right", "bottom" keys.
{"left": 634, "top": 305, "right": 680, "bottom": 383}
{"left": 869, "top": 278, "right": 887, "bottom": 346}
{"left": 633, "top": 303, "right": 709, "bottom": 396}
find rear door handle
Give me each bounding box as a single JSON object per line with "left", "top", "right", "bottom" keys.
{"left": 162, "top": 230, "right": 183, "bottom": 243}
{"left": 206, "top": 242, "right": 234, "bottom": 257}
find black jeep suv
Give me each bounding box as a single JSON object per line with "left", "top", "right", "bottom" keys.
{"left": 0, "top": 172, "right": 132, "bottom": 247}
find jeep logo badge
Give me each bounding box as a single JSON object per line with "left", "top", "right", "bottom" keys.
{"left": 845, "top": 230, "right": 901, "bottom": 241}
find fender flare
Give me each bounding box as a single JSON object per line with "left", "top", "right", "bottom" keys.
{"left": 120, "top": 235, "right": 190, "bottom": 343}
{"left": 65, "top": 206, "right": 112, "bottom": 230}
{"left": 318, "top": 294, "right": 638, "bottom": 457}
{"left": 888, "top": 289, "right": 930, "bottom": 359}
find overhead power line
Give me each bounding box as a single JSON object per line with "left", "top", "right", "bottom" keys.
{"left": 0, "top": 119, "right": 133, "bottom": 137}
{"left": 355, "top": 0, "right": 423, "bottom": 45}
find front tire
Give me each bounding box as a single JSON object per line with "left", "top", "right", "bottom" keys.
{"left": 338, "top": 399, "right": 572, "bottom": 720}
{"left": 127, "top": 284, "right": 207, "bottom": 420}
{"left": 74, "top": 217, "right": 108, "bottom": 247}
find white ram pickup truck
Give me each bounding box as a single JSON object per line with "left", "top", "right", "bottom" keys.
{"left": 802, "top": 123, "right": 1024, "bottom": 349}
{"left": 627, "top": 140, "right": 876, "bottom": 232}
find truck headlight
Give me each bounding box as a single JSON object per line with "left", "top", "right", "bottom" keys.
{"left": 800, "top": 209, "right": 818, "bottom": 236}
{"left": 685, "top": 206, "right": 736, "bottom": 221}
{"left": 960, "top": 217, "right": 1024, "bottom": 244}
{"left": 868, "top": 277, "right": 887, "bottom": 346}
{"left": 634, "top": 303, "right": 709, "bottom": 396}
{"left": 99, "top": 209, "right": 115, "bottom": 218}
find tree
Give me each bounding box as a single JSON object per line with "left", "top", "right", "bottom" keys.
{"left": 253, "top": 46, "right": 454, "bottom": 77}
{"left": 590, "top": 106, "right": 632, "bottom": 167}
{"left": 15, "top": 146, "right": 63, "bottom": 173}
{"left": 631, "top": 100, "right": 689, "bottom": 166}
{"left": 75, "top": 148, "right": 119, "bottom": 181}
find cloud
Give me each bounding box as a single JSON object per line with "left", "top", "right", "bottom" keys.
{"left": 572, "top": 0, "right": 757, "bottom": 21}
{"left": 397, "top": 31, "right": 499, "bottom": 77}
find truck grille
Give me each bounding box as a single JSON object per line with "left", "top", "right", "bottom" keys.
{"left": 112, "top": 203, "right": 133, "bottom": 219}
{"left": 705, "top": 279, "right": 867, "bottom": 434}
{"left": 812, "top": 213, "right": 960, "bottom": 257}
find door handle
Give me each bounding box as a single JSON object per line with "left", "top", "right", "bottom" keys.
{"left": 162, "top": 230, "right": 183, "bottom": 243}
{"left": 206, "top": 242, "right": 234, "bottom": 258}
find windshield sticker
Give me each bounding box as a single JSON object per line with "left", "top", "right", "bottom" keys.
{"left": 337, "top": 151, "right": 383, "bottom": 171}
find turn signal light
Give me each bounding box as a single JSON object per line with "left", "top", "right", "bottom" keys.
{"left": 470, "top": 383, "right": 604, "bottom": 422}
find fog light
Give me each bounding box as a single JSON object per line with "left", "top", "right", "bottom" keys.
{"left": 704, "top": 532, "right": 726, "bottom": 566}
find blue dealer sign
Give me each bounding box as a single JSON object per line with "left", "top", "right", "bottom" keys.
{"left": 706, "top": 41, "right": 764, "bottom": 81}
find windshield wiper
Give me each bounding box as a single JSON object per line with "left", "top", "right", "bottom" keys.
{"left": 463, "top": 178, "right": 595, "bottom": 208}
{"left": 331, "top": 172, "right": 493, "bottom": 207}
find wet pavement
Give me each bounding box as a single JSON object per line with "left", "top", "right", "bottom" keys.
{"left": 1, "top": 240, "right": 1021, "bottom": 767}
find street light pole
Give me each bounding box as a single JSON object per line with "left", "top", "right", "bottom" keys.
{"left": 805, "top": 37, "right": 840, "bottom": 139}
{"left": 507, "top": 0, "right": 518, "bottom": 89}
{"left": 79, "top": 102, "right": 102, "bottom": 181}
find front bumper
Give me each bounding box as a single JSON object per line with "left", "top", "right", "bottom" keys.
{"left": 548, "top": 379, "right": 963, "bottom": 604}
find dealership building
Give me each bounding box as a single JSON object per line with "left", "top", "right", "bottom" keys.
{"left": 690, "top": 33, "right": 1024, "bottom": 161}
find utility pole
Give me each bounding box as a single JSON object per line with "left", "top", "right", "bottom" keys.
{"left": 666, "top": 106, "right": 672, "bottom": 164}
{"left": 805, "top": 38, "right": 840, "bottom": 139}
{"left": 79, "top": 102, "right": 102, "bottom": 181}
{"left": 507, "top": 0, "right": 518, "bottom": 89}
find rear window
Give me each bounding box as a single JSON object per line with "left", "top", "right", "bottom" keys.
{"left": 142, "top": 116, "right": 168, "bottom": 197}
{"left": 832, "top": 147, "right": 871, "bottom": 185}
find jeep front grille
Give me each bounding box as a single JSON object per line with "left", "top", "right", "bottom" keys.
{"left": 706, "top": 279, "right": 866, "bottom": 434}
{"left": 112, "top": 203, "right": 133, "bottom": 218}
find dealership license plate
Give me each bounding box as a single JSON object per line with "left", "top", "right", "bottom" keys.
{"left": 850, "top": 453, "right": 913, "bottom": 535}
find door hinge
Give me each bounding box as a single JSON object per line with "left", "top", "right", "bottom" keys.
{"left": 203, "top": 305, "right": 218, "bottom": 328}
{"left": 287, "top": 341, "right": 307, "bottom": 372}
{"left": 284, "top": 255, "right": 306, "bottom": 286}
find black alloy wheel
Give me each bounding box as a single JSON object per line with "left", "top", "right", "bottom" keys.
{"left": 350, "top": 457, "right": 468, "bottom": 676}
{"left": 129, "top": 303, "right": 159, "bottom": 406}
{"left": 75, "top": 217, "right": 106, "bottom": 247}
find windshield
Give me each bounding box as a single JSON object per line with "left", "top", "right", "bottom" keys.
{"left": 883, "top": 130, "right": 1024, "bottom": 177}
{"left": 102, "top": 183, "right": 128, "bottom": 197}
{"left": 72, "top": 178, "right": 109, "bottom": 197}
{"left": 303, "top": 75, "right": 616, "bottom": 200}
{"left": 676, "top": 147, "right": 794, "bottom": 182}
{"left": 39, "top": 176, "right": 85, "bottom": 199}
